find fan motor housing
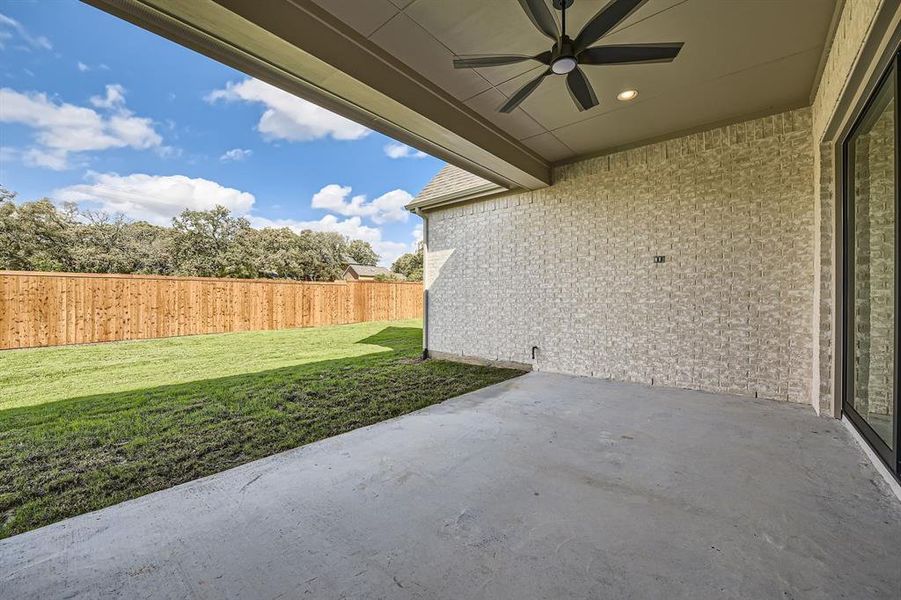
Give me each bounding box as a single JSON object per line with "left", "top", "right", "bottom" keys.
{"left": 550, "top": 36, "right": 577, "bottom": 74}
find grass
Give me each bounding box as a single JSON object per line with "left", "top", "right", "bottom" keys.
{"left": 1, "top": 319, "right": 427, "bottom": 411}
{"left": 0, "top": 321, "right": 525, "bottom": 539}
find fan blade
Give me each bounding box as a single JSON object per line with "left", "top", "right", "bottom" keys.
{"left": 499, "top": 70, "right": 550, "bottom": 113}
{"left": 453, "top": 52, "right": 551, "bottom": 69}
{"left": 579, "top": 43, "right": 683, "bottom": 65}
{"left": 517, "top": 0, "right": 559, "bottom": 41}
{"left": 574, "top": 0, "right": 650, "bottom": 52}
{"left": 566, "top": 67, "right": 598, "bottom": 111}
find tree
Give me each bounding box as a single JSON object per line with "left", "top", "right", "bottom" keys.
{"left": 69, "top": 210, "right": 131, "bottom": 274}
{"left": 0, "top": 190, "right": 389, "bottom": 281}
{"left": 0, "top": 186, "right": 14, "bottom": 203}
{"left": 170, "top": 206, "right": 255, "bottom": 278}
{"left": 391, "top": 242, "right": 423, "bottom": 281}
{"left": 307, "top": 230, "right": 348, "bottom": 281}
{"left": 250, "top": 227, "right": 319, "bottom": 280}
{"left": 71, "top": 212, "right": 173, "bottom": 275}
{"left": 123, "top": 221, "right": 176, "bottom": 275}
{"left": 345, "top": 239, "right": 378, "bottom": 266}
{"left": 0, "top": 187, "right": 19, "bottom": 269}
{"left": 0, "top": 196, "right": 76, "bottom": 271}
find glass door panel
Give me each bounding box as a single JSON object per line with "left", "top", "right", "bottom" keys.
{"left": 845, "top": 53, "right": 898, "bottom": 476}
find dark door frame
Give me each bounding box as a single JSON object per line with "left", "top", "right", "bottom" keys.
{"left": 842, "top": 46, "right": 901, "bottom": 480}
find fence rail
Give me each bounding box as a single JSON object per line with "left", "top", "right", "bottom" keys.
{"left": 0, "top": 271, "right": 423, "bottom": 350}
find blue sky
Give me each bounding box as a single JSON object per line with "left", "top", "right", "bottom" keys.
{"left": 0, "top": 1, "right": 443, "bottom": 265}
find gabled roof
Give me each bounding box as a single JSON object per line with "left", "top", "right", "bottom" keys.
{"left": 406, "top": 165, "right": 505, "bottom": 212}
{"left": 344, "top": 264, "right": 400, "bottom": 279}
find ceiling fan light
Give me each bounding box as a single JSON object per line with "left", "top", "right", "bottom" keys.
{"left": 617, "top": 89, "right": 639, "bottom": 101}
{"left": 551, "top": 57, "right": 577, "bottom": 74}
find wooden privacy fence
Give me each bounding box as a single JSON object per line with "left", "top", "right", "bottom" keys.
{"left": 0, "top": 271, "right": 423, "bottom": 350}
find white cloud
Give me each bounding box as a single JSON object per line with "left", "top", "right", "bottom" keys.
{"left": 373, "top": 240, "right": 413, "bottom": 267}
{"left": 52, "top": 171, "right": 418, "bottom": 267}
{"left": 0, "top": 85, "right": 162, "bottom": 169}
{"left": 311, "top": 184, "right": 411, "bottom": 224}
{"left": 0, "top": 146, "right": 17, "bottom": 163}
{"left": 23, "top": 148, "right": 69, "bottom": 171}
{"left": 76, "top": 61, "right": 108, "bottom": 73}
{"left": 89, "top": 84, "right": 125, "bottom": 109}
{"left": 206, "top": 78, "right": 369, "bottom": 142}
{"left": 249, "top": 213, "right": 411, "bottom": 267}
{"left": 54, "top": 172, "right": 255, "bottom": 225}
{"left": 384, "top": 142, "right": 427, "bottom": 159}
{"left": 375, "top": 224, "right": 423, "bottom": 266}
{"left": 250, "top": 214, "right": 380, "bottom": 242}
{"left": 0, "top": 13, "right": 51, "bottom": 51}
{"left": 220, "top": 148, "right": 252, "bottom": 162}
{"left": 155, "top": 145, "right": 182, "bottom": 159}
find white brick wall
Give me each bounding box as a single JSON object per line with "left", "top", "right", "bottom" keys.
{"left": 810, "top": 0, "right": 886, "bottom": 414}
{"left": 426, "top": 108, "right": 815, "bottom": 403}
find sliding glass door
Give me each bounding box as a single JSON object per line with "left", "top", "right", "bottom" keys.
{"left": 844, "top": 50, "right": 899, "bottom": 478}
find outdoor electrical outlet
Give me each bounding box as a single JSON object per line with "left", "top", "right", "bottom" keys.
{"left": 654, "top": 256, "right": 666, "bottom": 263}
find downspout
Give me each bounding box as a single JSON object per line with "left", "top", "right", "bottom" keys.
{"left": 415, "top": 208, "right": 429, "bottom": 360}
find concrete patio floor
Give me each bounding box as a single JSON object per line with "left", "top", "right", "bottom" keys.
{"left": 2, "top": 372, "right": 900, "bottom": 599}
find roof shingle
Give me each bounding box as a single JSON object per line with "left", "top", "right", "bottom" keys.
{"left": 345, "top": 264, "right": 402, "bottom": 279}
{"left": 408, "top": 165, "right": 503, "bottom": 210}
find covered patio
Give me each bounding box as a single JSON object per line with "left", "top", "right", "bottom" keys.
{"left": 3, "top": 373, "right": 898, "bottom": 599}
{"left": 4, "top": 0, "right": 899, "bottom": 596}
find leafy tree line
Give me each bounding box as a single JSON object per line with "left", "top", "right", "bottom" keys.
{"left": 388, "top": 242, "right": 423, "bottom": 281}
{"left": 0, "top": 187, "right": 380, "bottom": 281}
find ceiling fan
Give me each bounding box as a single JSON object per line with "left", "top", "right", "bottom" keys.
{"left": 452, "top": 0, "right": 683, "bottom": 113}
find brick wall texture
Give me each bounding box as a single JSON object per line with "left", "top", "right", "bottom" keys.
{"left": 810, "top": 0, "right": 886, "bottom": 413}
{"left": 426, "top": 109, "right": 815, "bottom": 403}
{"left": 811, "top": 0, "right": 884, "bottom": 141}
{"left": 425, "top": 0, "right": 891, "bottom": 409}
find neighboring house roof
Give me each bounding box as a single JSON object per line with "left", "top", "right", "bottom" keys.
{"left": 406, "top": 164, "right": 505, "bottom": 212}
{"left": 344, "top": 264, "right": 403, "bottom": 279}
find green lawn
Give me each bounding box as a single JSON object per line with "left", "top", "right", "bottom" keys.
{"left": 0, "top": 321, "right": 524, "bottom": 539}
{"left": 1, "top": 319, "right": 427, "bottom": 411}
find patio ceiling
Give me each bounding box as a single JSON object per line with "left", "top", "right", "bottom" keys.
{"left": 319, "top": 0, "right": 838, "bottom": 161}
{"left": 85, "top": 0, "right": 838, "bottom": 189}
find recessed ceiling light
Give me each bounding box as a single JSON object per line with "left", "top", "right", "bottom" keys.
{"left": 617, "top": 89, "right": 639, "bottom": 101}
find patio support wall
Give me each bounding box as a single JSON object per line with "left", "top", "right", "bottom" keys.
{"left": 423, "top": 0, "right": 896, "bottom": 409}
{"left": 425, "top": 109, "right": 816, "bottom": 403}
{"left": 810, "top": 0, "right": 892, "bottom": 415}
